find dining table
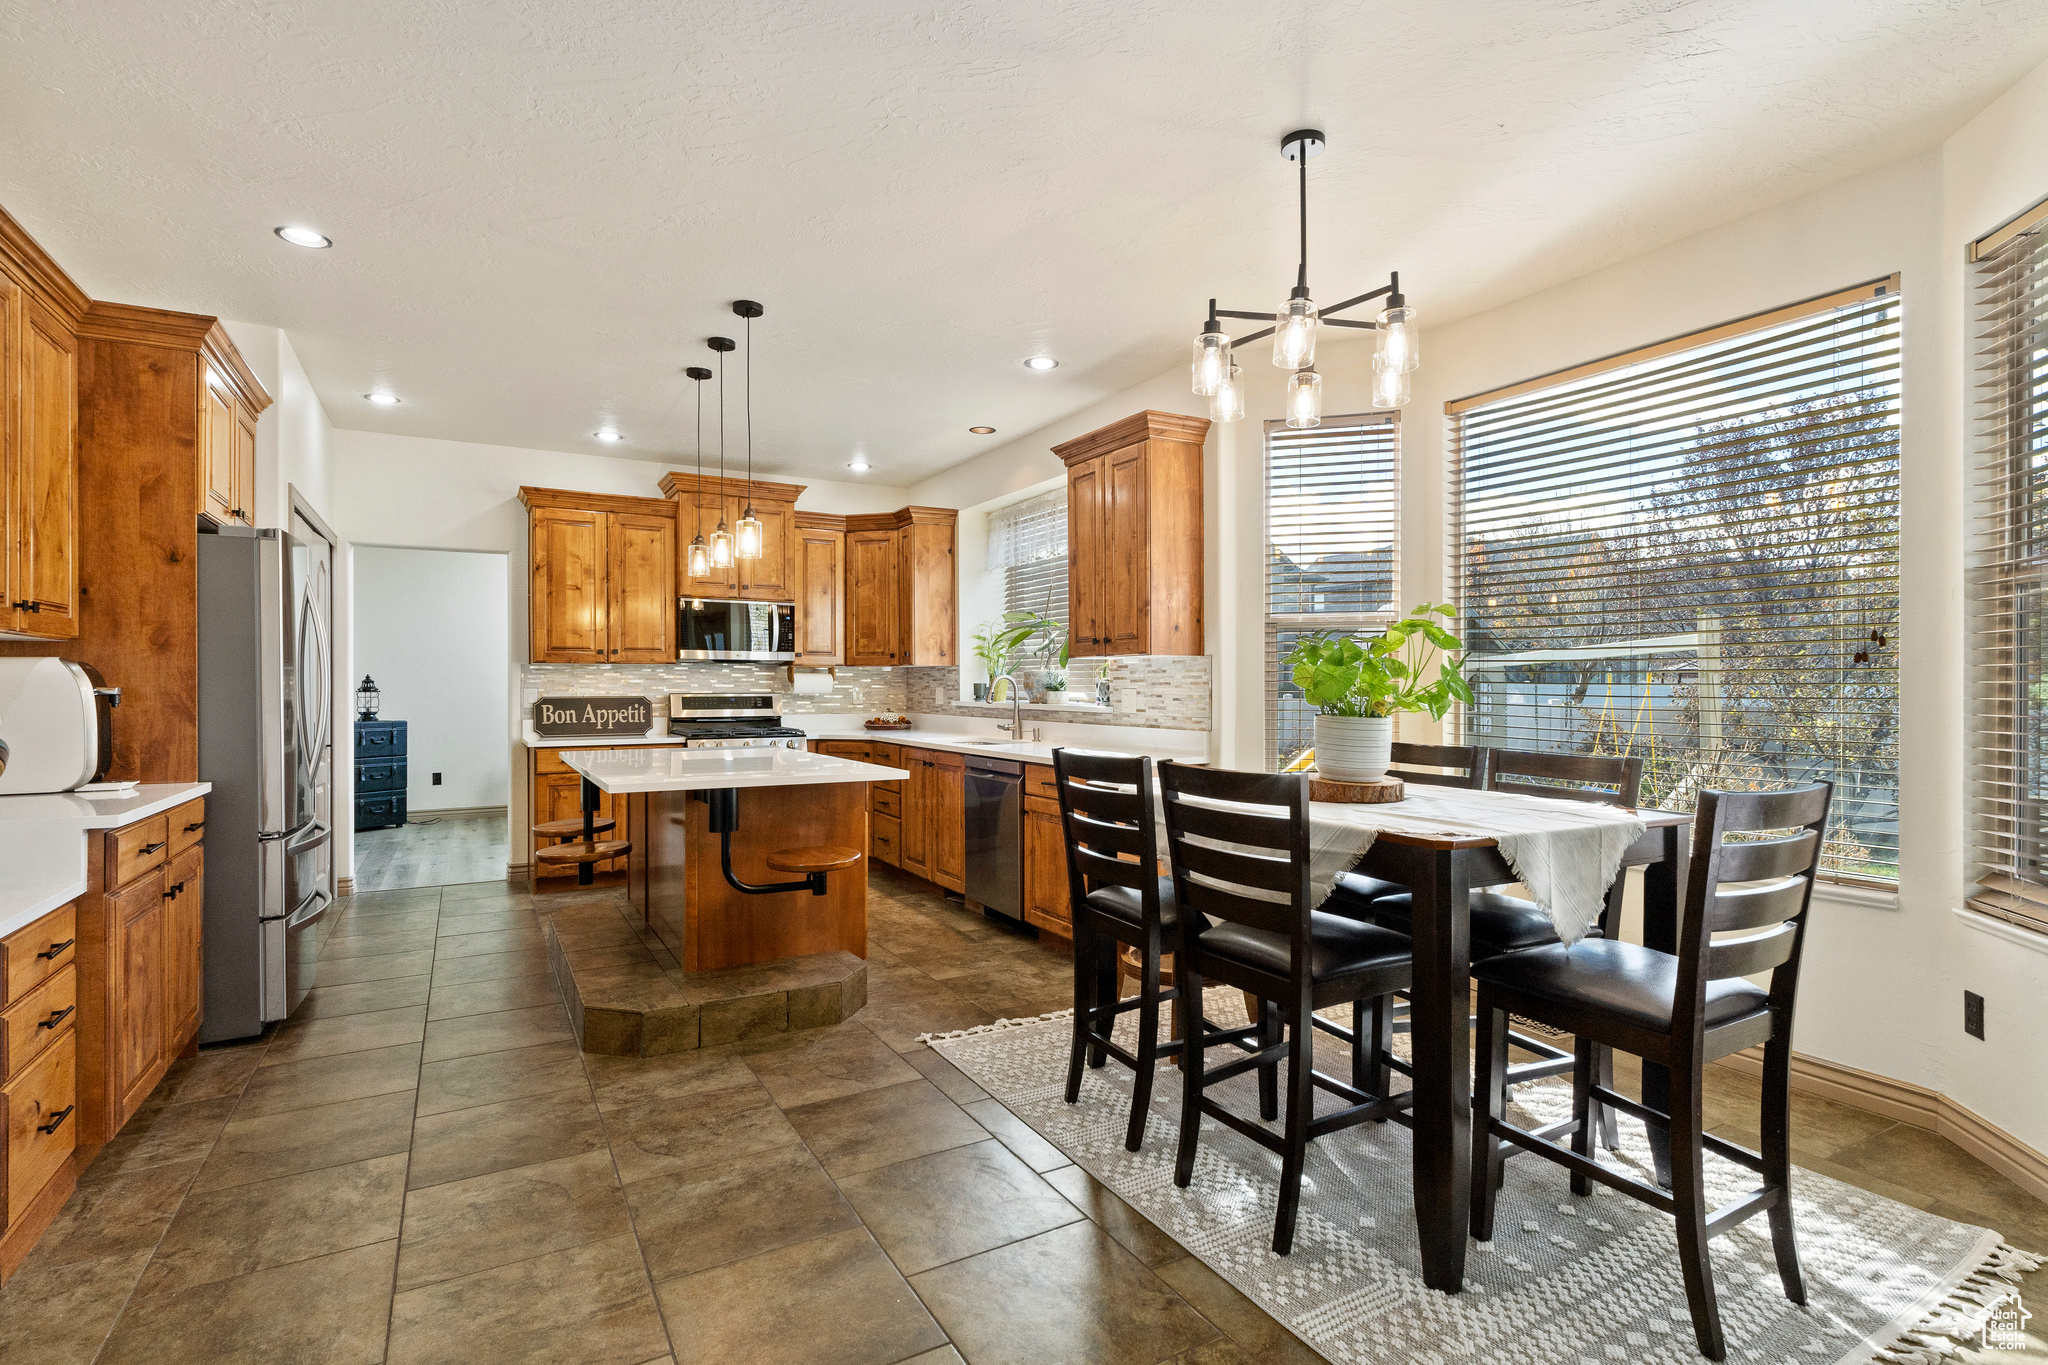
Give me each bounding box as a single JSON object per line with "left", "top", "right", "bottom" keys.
{"left": 1325, "top": 798, "right": 1695, "bottom": 1293}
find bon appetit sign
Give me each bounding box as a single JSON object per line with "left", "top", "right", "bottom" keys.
{"left": 532, "top": 696, "right": 654, "bottom": 738}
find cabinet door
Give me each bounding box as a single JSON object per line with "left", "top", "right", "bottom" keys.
{"left": 201, "top": 369, "right": 238, "bottom": 525}
{"left": 163, "top": 847, "right": 204, "bottom": 1047}
{"left": 232, "top": 400, "right": 258, "bottom": 526}
{"left": 795, "top": 525, "right": 845, "bottom": 665}
{"left": 899, "top": 520, "right": 955, "bottom": 667}
{"left": 109, "top": 871, "right": 166, "bottom": 1112}
{"left": 931, "top": 754, "right": 965, "bottom": 893}
{"left": 530, "top": 506, "right": 610, "bottom": 663}
{"left": 845, "top": 530, "right": 900, "bottom": 666}
{"left": 737, "top": 500, "right": 796, "bottom": 601}
{"left": 10, "top": 297, "right": 78, "bottom": 637}
{"left": 1066, "top": 455, "right": 1107, "bottom": 656}
{"left": 677, "top": 492, "right": 739, "bottom": 598}
{"left": 1022, "top": 796, "right": 1072, "bottom": 937}
{"left": 609, "top": 511, "right": 676, "bottom": 663}
{"left": 898, "top": 751, "right": 933, "bottom": 880}
{"left": 1103, "top": 444, "right": 1148, "bottom": 654}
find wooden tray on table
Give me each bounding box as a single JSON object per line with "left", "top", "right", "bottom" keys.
{"left": 1309, "top": 775, "right": 1406, "bottom": 804}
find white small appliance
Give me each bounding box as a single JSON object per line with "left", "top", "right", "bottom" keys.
{"left": 0, "top": 657, "right": 119, "bottom": 794}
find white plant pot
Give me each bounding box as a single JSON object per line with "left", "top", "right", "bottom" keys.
{"left": 1315, "top": 715, "right": 1394, "bottom": 782}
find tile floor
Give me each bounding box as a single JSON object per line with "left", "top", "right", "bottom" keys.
{"left": 352, "top": 811, "right": 509, "bottom": 892}
{"left": 2, "top": 861, "right": 2044, "bottom": 1364}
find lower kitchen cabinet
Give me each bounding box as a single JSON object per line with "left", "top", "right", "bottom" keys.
{"left": 530, "top": 746, "right": 634, "bottom": 882}
{"left": 1021, "top": 790, "right": 1072, "bottom": 938}
{"left": 893, "top": 749, "right": 965, "bottom": 894}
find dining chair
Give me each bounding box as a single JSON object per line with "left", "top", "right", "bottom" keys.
{"left": 1053, "top": 748, "right": 1184, "bottom": 1152}
{"left": 1160, "top": 761, "right": 1414, "bottom": 1255}
{"left": 1469, "top": 782, "right": 1832, "bottom": 1362}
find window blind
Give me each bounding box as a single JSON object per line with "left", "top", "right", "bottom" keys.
{"left": 1265, "top": 414, "right": 1401, "bottom": 769}
{"left": 986, "top": 487, "right": 1067, "bottom": 570}
{"left": 1449, "top": 280, "right": 1902, "bottom": 881}
{"left": 1970, "top": 196, "right": 2048, "bottom": 931}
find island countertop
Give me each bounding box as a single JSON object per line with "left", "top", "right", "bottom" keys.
{"left": 562, "top": 746, "right": 910, "bottom": 794}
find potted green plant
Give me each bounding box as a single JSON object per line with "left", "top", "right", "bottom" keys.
{"left": 1282, "top": 603, "right": 1472, "bottom": 781}
{"left": 971, "top": 611, "right": 1067, "bottom": 700}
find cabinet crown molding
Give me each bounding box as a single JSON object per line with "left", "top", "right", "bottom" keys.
{"left": 843, "top": 505, "right": 958, "bottom": 532}
{"left": 519, "top": 485, "right": 678, "bottom": 517}
{"left": 793, "top": 511, "right": 848, "bottom": 532}
{"left": 658, "top": 471, "right": 806, "bottom": 504}
{"left": 1052, "top": 409, "right": 1211, "bottom": 466}
{"left": 77, "top": 303, "right": 274, "bottom": 416}
{"left": 0, "top": 203, "right": 90, "bottom": 321}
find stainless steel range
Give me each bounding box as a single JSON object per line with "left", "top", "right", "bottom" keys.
{"left": 666, "top": 693, "right": 808, "bottom": 749}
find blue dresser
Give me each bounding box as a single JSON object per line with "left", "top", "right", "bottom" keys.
{"left": 354, "top": 720, "right": 408, "bottom": 830}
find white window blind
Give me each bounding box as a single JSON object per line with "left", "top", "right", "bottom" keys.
{"left": 1265, "top": 414, "right": 1401, "bottom": 769}
{"left": 1970, "top": 195, "right": 2048, "bottom": 931}
{"left": 1450, "top": 279, "right": 1902, "bottom": 882}
{"left": 990, "top": 488, "right": 1070, "bottom": 674}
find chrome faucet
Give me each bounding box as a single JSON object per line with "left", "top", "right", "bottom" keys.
{"left": 993, "top": 675, "right": 1040, "bottom": 743}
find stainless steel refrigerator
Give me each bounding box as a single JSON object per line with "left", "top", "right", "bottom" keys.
{"left": 198, "top": 525, "right": 335, "bottom": 1041}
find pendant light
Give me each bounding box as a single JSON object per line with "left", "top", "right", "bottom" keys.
{"left": 684, "top": 365, "right": 713, "bottom": 579}
{"left": 733, "top": 300, "right": 764, "bottom": 562}
{"left": 708, "top": 336, "right": 736, "bottom": 569}
{"left": 1189, "top": 129, "right": 1419, "bottom": 420}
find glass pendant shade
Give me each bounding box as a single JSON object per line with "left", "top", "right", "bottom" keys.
{"left": 1191, "top": 329, "right": 1231, "bottom": 396}
{"left": 1375, "top": 304, "right": 1420, "bottom": 373}
{"left": 1372, "top": 364, "right": 1411, "bottom": 409}
{"left": 711, "top": 525, "right": 734, "bottom": 568}
{"left": 736, "top": 508, "right": 763, "bottom": 561}
{"left": 1283, "top": 368, "right": 1322, "bottom": 428}
{"left": 1209, "top": 363, "right": 1245, "bottom": 423}
{"left": 687, "top": 537, "right": 710, "bottom": 578}
{"left": 1272, "top": 296, "right": 1319, "bottom": 369}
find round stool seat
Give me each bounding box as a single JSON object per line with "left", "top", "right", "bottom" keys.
{"left": 534, "top": 839, "right": 631, "bottom": 867}
{"left": 534, "top": 816, "right": 616, "bottom": 840}
{"left": 765, "top": 845, "right": 862, "bottom": 874}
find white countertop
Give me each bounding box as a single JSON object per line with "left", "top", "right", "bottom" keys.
{"left": 0, "top": 782, "right": 211, "bottom": 938}
{"left": 562, "top": 747, "right": 910, "bottom": 794}
{"left": 800, "top": 725, "right": 1208, "bottom": 768}
{"left": 521, "top": 722, "right": 689, "bottom": 750}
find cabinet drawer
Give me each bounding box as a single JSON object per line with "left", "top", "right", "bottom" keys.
{"left": 1023, "top": 793, "right": 1062, "bottom": 819}
{"left": 534, "top": 746, "right": 612, "bottom": 776}
{"left": 871, "top": 813, "right": 901, "bottom": 866}
{"left": 168, "top": 796, "right": 208, "bottom": 858}
{"left": 871, "top": 789, "right": 901, "bottom": 818}
{"left": 110, "top": 816, "right": 170, "bottom": 890}
{"left": 2, "top": 964, "right": 75, "bottom": 1081}
{"left": 2, "top": 903, "right": 76, "bottom": 1007}
{"left": 866, "top": 743, "right": 904, "bottom": 790}
{"left": 355, "top": 760, "right": 407, "bottom": 793}
{"left": 5, "top": 1031, "right": 77, "bottom": 1222}
{"left": 1025, "top": 766, "right": 1058, "bottom": 801}
{"left": 815, "top": 741, "right": 869, "bottom": 762}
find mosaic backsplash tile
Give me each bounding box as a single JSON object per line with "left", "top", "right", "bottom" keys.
{"left": 906, "top": 655, "right": 1210, "bottom": 732}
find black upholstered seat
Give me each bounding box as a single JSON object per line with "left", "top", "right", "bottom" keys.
{"left": 1370, "top": 889, "right": 1564, "bottom": 955}
{"left": 1472, "top": 938, "right": 1768, "bottom": 1034}
{"left": 1327, "top": 870, "right": 1405, "bottom": 910}
{"left": 1084, "top": 878, "right": 1178, "bottom": 929}
{"left": 1200, "top": 913, "right": 1411, "bottom": 981}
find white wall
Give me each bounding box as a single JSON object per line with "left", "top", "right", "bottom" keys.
{"left": 352, "top": 547, "right": 510, "bottom": 811}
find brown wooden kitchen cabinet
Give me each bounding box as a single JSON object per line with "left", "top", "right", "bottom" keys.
{"left": 890, "top": 748, "right": 965, "bottom": 893}
{"left": 657, "top": 472, "right": 805, "bottom": 604}
{"left": 520, "top": 488, "right": 677, "bottom": 664}
{"left": 199, "top": 364, "right": 259, "bottom": 529}
{"left": 843, "top": 507, "right": 956, "bottom": 667}
{"left": 1055, "top": 410, "right": 1209, "bottom": 658}
{"left": 793, "top": 513, "right": 846, "bottom": 665}
{"left": 529, "top": 745, "right": 635, "bottom": 883}
{"left": 0, "top": 898, "right": 80, "bottom": 1275}
{"left": 0, "top": 206, "right": 85, "bottom": 642}
{"left": 1021, "top": 785, "right": 1072, "bottom": 938}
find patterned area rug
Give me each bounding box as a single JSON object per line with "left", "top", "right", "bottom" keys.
{"left": 929, "top": 1007, "right": 2039, "bottom": 1365}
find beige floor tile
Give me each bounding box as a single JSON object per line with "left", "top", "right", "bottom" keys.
{"left": 436, "top": 927, "right": 548, "bottom": 959}
{"left": 314, "top": 948, "right": 438, "bottom": 986}
{"left": 786, "top": 1078, "right": 991, "bottom": 1179}
{"left": 234, "top": 1041, "right": 421, "bottom": 1118}
{"left": 321, "top": 929, "right": 439, "bottom": 960}
{"left": 408, "top": 1086, "right": 608, "bottom": 1190}
{"left": 736, "top": 1021, "right": 924, "bottom": 1109}
{"left": 438, "top": 881, "right": 529, "bottom": 905}
{"left": 95, "top": 1239, "right": 396, "bottom": 1365}
{"left": 87, "top": 1096, "right": 238, "bottom": 1177}
{"left": 625, "top": 1144, "right": 860, "bottom": 1281}
{"left": 195, "top": 1090, "right": 416, "bottom": 1192}
{"left": 431, "top": 948, "right": 553, "bottom": 985}
{"left": 27, "top": 1159, "right": 202, "bottom": 1268}
{"left": 1041, "top": 1163, "right": 1186, "bottom": 1267}
{"left": 139, "top": 1153, "right": 407, "bottom": 1294}
{"left": 398, "top": 1148, "right": 631, "bottom": 1291}
{"left": 417, "top": 1039, "right": 590, "bottom": 1117}
{"left": 326, "top": 909, "right": 441, "bottom": 937}
{"left": 388, "top": 1232, "right": 669, "bottom": 1365}
{"left": 584, "top": 1046, "right": 760, "bottom": 1113}
{"left": 856, "top": 987, "right": 998, "bottom": 1053}
{"left": 911, "top": 1220, "right": 1218, "bottom": 1365}
{"left": 1153, "top": 1254, "right": 1328, "bottom": 1360}
{"left": 0, "top": 1247, "right": 154, "bottom": 1365}
{"left": 295, "top": 974, "right": 434, "bottom": 1021}
{"left": 423, "top": 1002, "right": 574, "bottom": 1061}
{"left": 897, "top": 1350, "right": 967, "bottom": 1365}
{"left": 264, "top": 1004, "right": 429, "bottom": 1065}
{"left": 963, "top": 1097, "right": 1071, "bottom": 1173}
{"left": 905, "top": 1047, "right": 990, "bottom": 1105}
{"left": 838, "top": 1138, "right": 1084, "bottom": 1275}
{"left": 655, "top": 1226, "right": 947, "bottom": 1365}
{"left": 438, "top": 909, "right": 540, "bottom": 938}
{"left": 602, "top": 1082, "right": 807, "bottom": 1185}
{"left": 143, "top": 1045, "right": 269, "bottom": 1106}
{"left": 427, "top": 973, "right": 563, "bottom": 1021}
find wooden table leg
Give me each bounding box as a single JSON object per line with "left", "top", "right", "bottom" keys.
{"left": 1406, "top": 847, "right": 1472, "bottom": 1292}
{"left": 1638, "top": 822, "right": 1686, "bottom": 1188}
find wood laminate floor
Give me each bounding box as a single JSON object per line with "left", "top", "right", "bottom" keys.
{"left": 1, "top": 865, "right": 2042, "bottom": 1364}
{"left": 352, "top": 811, "right": 509, "bottom": 892}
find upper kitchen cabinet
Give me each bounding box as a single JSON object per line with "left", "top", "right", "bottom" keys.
{"left": 520, "top": 487, "right": 677, "bottom": 664}
{"left": 1055, "top": 410, "right": 1209, "bottom": 657}
{"left": 844, "top": 507, "right": 956, "bottom": 667}
{"left": 199, "top": 365, "right": 259, "bottom": 528}
{"left": 793, "top": 512, "right": 846, "bottom": 666}
{"left": 0, "top": 206, "right": 86, "bottom": 642}
{"left": 657, "top": 472, "right": 804, "bottom": 603}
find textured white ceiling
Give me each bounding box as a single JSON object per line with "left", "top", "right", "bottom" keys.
{"left": 2, "top": 0, "right": 2043, "bottom": 485}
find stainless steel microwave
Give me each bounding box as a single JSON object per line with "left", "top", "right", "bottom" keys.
{"left": 677, "top": 598, "right": 796, "bottom": 662}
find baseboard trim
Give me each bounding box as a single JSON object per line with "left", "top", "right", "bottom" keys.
{"left": 408, "top": 805, "right": 509, "bottom": 821}
{"left": 336, "top": 876, "right": 355, "bottom": 897}
{"left": 506, "top": 863, "right": 531, "bottom": 882}
{"left": 1713, "top": 1047, "right": 2048, "bottom": 1201}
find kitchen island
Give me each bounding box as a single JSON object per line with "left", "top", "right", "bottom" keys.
{"left": 562, "top": 745, "right": 908, "bottom": 973}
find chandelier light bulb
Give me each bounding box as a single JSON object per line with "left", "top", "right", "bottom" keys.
{"left": 1372, "top": 363, "right": 1411, "bottom": 409}
{"left": 711, "top": 525, "right": 735, "bottom": 568}
{"left": 736, "top": 508, "right": 763, "bottom": 561}
{"left": 1284, "top": 367, "right": 1322, "bottom": 429}
{"left": 1376, "top": 304, "right": 1419, "bottom": 373}
{"left": 1273, "top": 295, "right": 1318, "bottom": 369}
{"left": 1192, "top": 305, "right": 1231, "bottom": 396}
{"left": 687, "top": 537, "right": 710, "bottom": 578}
{"left": 1209, "top": 363, "right": 1246, "bottom": 423}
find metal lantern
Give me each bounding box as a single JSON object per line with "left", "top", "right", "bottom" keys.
{"left": 355, "top": 675, "right": 381, "bottom": 721}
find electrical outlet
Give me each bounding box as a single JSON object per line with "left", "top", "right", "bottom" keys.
{"left": 432, "top": 772, "right": 443, "bottom": 786}
{"left": 1964, "top": 990, "right": 1985, "bottom": 1040}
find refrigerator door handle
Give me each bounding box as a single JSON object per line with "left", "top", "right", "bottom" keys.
{"left": 285, "top": 819, "right": 330, "bottom": 855}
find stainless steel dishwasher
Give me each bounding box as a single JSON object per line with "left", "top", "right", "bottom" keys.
{"left": 963, "top": 755, "right": 1030, "bottom": 930}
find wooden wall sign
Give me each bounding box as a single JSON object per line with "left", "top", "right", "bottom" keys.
{"left": 533, "top": 696, "right": 654, "bottom": 738}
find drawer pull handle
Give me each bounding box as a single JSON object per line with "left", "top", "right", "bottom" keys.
{"left": 37, "top": 1105, "right": 74, "bottom": 1135}
{"left": 184, "top": 821, "right": 205, "bottom": 833}
{"left": 38, "top": 1005, "right": 73, "bottom": 1030}
{"left": 37, "top": 939, "right": 74, "bottom": 960}
{"left": 141, "top": 841, "right": 167, "bottom": 854}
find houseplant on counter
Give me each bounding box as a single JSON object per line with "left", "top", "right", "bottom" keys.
{"left": 1282, "top": 603, "right": 1471, "bottom": 781}
{"left": 971, "top": 610, "right": 1068, "bottom": 702}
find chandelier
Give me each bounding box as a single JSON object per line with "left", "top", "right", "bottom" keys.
{"left": 684, "top": 364, "right": 713, "bottom": 579}
{"left": 1191, "top": 130, "right": 1419, "bottom": 428}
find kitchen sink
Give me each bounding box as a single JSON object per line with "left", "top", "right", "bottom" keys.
{"left": 953, "top": 739, "right": 1020, "bottom": 747}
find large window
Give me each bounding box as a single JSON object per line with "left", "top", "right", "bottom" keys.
{"left": 1451, "top": 279, "right": 1902, "bottom": 881}
{"left": 987, "top": 487, "right": 1069, "bottom": 673}
{"left": 1971, "top": 196, "right": 2048, "bottom": 928}
{"left": 1266, "top": 414, "right": 1401, "bottom": 767}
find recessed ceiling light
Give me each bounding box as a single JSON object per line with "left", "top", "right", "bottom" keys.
{"left": 1023, "top": 356, "right": 1058, "bottom": 371}
{"left": 275, "top": 225, "right": 332, "bottom": 249}
{"left": 969, "top": 426, "right": 997, "bottom": 435}
{"left": 595, "top": 429, "right": 623, "bottom": 443}
{"left": 364, "top": 392, "right": 399, "bottom": 405}
{"left": 847, "top": 458, "right": 871, "bottom": 472}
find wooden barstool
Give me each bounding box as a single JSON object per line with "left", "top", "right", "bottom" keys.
{"left": 534, "top": 816, "right": 617, "bottom": 842}
{"left": 534, "top": 839, "right": 632, "bottom": 881}
{"left": 766, "top": 846, "right": 862, "bottom": 883}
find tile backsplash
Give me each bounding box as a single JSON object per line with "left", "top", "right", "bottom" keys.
{"left": 907, "top": 655, "right": 1210, "bottom": 731}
